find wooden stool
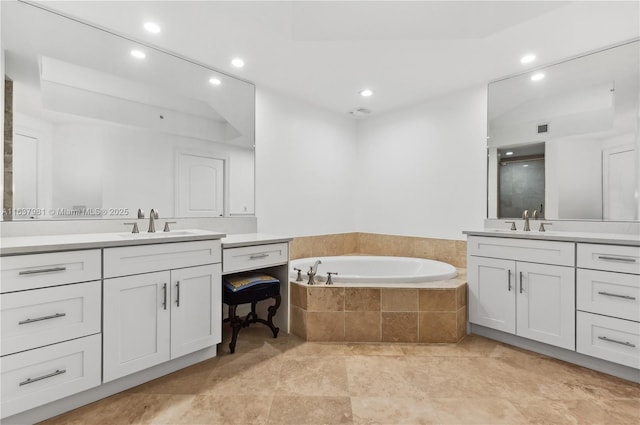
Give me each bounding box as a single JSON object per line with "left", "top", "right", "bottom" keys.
{"left": 222, "top": 282, "right": 281, "bottom": 354}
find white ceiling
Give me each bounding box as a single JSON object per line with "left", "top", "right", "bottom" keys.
{"left": 36, "top": 1, "right": 640, "bottom": 117}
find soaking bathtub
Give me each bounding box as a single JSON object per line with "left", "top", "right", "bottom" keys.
{"left": 288, "top": 256, "right": 466, "bottom": 343}
{"left": 289, "top": 255, "right": 458, "bottom": 286}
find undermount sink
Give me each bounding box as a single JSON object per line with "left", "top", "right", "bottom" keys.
{"left": 488, "top": 229, "right": 557, "bottom": 235}
{"left": 118, "top": 231, "right": 196, "bottom": 239}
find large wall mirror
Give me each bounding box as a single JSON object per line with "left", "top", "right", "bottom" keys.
{"left": 487, "top": 40, "right": 639, "bottom": 221}
{"left": 2, "top": 1, "right": 255, "bottom": 221}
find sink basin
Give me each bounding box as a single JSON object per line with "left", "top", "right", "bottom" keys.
{"left": 118, "top": 231, "right": 196, "bottom": 239}
{"left": 488, "top": 229, "right": 530, "bottom": 233}
{"left": 487, "top": 229, "right": 559, "bottom": 235}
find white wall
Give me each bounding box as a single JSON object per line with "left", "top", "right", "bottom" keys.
{"left": 355, "top": 86, "right": 488, "bottom": 240}
{"left": 255, "top": 87, "right": 358, "bottom": 237}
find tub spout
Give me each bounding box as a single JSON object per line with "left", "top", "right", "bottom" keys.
{"left": 307, "top": 260, "right": 322, "bottom": 285}
{"left": 311, "top": 259, "right": 322, "bottom": 274}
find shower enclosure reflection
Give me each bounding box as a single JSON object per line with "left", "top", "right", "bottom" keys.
{"left": 497, "top": 145, "right": 545, "bottom": 219}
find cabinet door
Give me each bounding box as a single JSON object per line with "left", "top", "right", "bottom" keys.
{"left": 170, "top": 264, "right": 222, "bottom": 359}
{"left": 103, "top": 271, "right": 171, "bottom": 382}
{"left": 467, "top": 256, "right": 516, "bottom": 334}
{"left": 516, "top": 262, "right": 575, "bottom": 350}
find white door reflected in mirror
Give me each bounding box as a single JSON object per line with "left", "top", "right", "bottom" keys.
{"left": 177, "top": 153, "right": 224, "bottom": 218}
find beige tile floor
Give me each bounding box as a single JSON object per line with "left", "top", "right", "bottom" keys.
{"left": 41, "top": 327, "right": 640, "bottom": 425}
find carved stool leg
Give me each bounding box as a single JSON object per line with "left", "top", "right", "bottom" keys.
{"left": 267, "top": 294, "right": 281, "bottom": 338}
{"left": 228, "top": 304, "right": 242, "bottom": 354}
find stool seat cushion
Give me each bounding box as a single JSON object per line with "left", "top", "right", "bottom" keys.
{"left": 223, "top": 273, "right": 279, "bottom": 292}
{"left": 223, "top": 281, "right": 280, "bottom": 305}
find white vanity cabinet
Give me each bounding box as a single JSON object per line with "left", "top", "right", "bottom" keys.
{"left": 467, "top": 236, "right": 576, "bottom": 350}
{"left": 222, "top": 242, "right": 288, "bottom": 274}
{"left": 0, "top": 250, "right": 102, "bottom": 418}
{"left": 576, "top": 243, "right": 640, "bottom": 369}
{"left": 103, "top": 241, "right": 222, "bottom": 382}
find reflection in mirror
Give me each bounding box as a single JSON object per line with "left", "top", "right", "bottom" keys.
{"left": 497, "top": 144, "right": 545, "bottom": 219}
{"left": 2, "top": 2, "right": 255, "bottom": 221}
{"left": 487, "top": 40, "right": 639, "bottom": 221}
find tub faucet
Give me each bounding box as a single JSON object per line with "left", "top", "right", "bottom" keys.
{"left": 311, "top": 259, "right": 322, "bottom": 274}
{"left": 148, "top": 209, "right": 159, "bottom": 233}
{"left": 307, "top": 260, "right": 322, "bottom": 285}
{"left": 522, "top": 209, "right": 530, "bottom": 231}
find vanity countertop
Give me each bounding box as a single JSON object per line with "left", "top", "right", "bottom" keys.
{"left": 0, "top": 229, "right": 226, "bottom": 256}
{"left": 463, "top": 229, "right": 640, "bottom": 247}
{"left": 221, "top": 233, "right": 293, "bottom": 248}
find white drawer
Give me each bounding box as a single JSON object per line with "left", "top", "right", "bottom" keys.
{"left": 577, "top": 269, "right": 640, "bottom": 322}
{"left": 0, "top": 281, "right": 101, "bottom": 356}
{"left": 577, "top": 311, "right": 640, "bottom": 369}
{"left": 467, "top": 236, "right": 574, "bottom": 266}
{"left": 0, "top": 334, "right": 101, "bottom": 418}
{"left": 0, "top": 250, "right": 101, "bottom": 293}
{"left": 577, "top": 244, "right": 640, "bottom": 275}
{"left": 104, "top": 240, "right": 221, "bottom": 278}
{"left": 223, "top": 242, "right": 289, "bottom": 274}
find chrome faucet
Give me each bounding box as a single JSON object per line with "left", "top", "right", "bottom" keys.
{"left": 307, "top": 259, "right": 322, "bottom": 285}
{"left": 148, "top": 209, "right": 159, "bottom": 233}
{"left": 522, "top": 209, "right": 530, "bottom": 231}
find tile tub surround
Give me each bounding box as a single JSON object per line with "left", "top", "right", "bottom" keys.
{"left": 290, "top": 232, "right": 467, "bottom": 268}
{"left": 38, "top": 327, "right": 640, "bottom": 425}
{"left": 290, "top": 277, "right": 468, "bottom": 343}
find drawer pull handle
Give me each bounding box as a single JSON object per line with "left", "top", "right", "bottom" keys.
{"left": 597, "top": 291, "right": 636, "bottom": 301}
{"left": 19, "top": 267, "right": 67, "bottom": 275}
{"left": 19, "top": 369, "right": 67, "bottom": 386}
{"left": 249, "top": 253, "right": 269, "bottom": 260}
{"left": 19, "top": 313, "right": 66, "bottom": 325}
{"left": 597, "top": 256, "right": 636, "bottom": 263}
{"left": 598, "top": 336, "right": 636, "bottom": 348}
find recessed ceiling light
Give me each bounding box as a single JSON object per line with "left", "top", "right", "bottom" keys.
{"left": 130, "top": 49, "right": 146, "bottom": 59}
{"left": 144, "top": 22, "right": 161, "bottom": 34}
{"left": 531, "top": 73, "right": 545, "bottom": 81}
{"left": 231, "top": 58, "right": 245, "bottom": 68}
{"left": 505, "top": 151, "right": 514, "bottom": 156}
{"left": 209, "top": 78, "right": 221, "bottom": 86}
{"left": 523, "top": 164, "right": 529, "bottom": 167}
{"left": 520, "top": 54, "right": 536, "bottom": 64}
{"left": 359, "top": 89, "right": 373, "bottom": 97}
